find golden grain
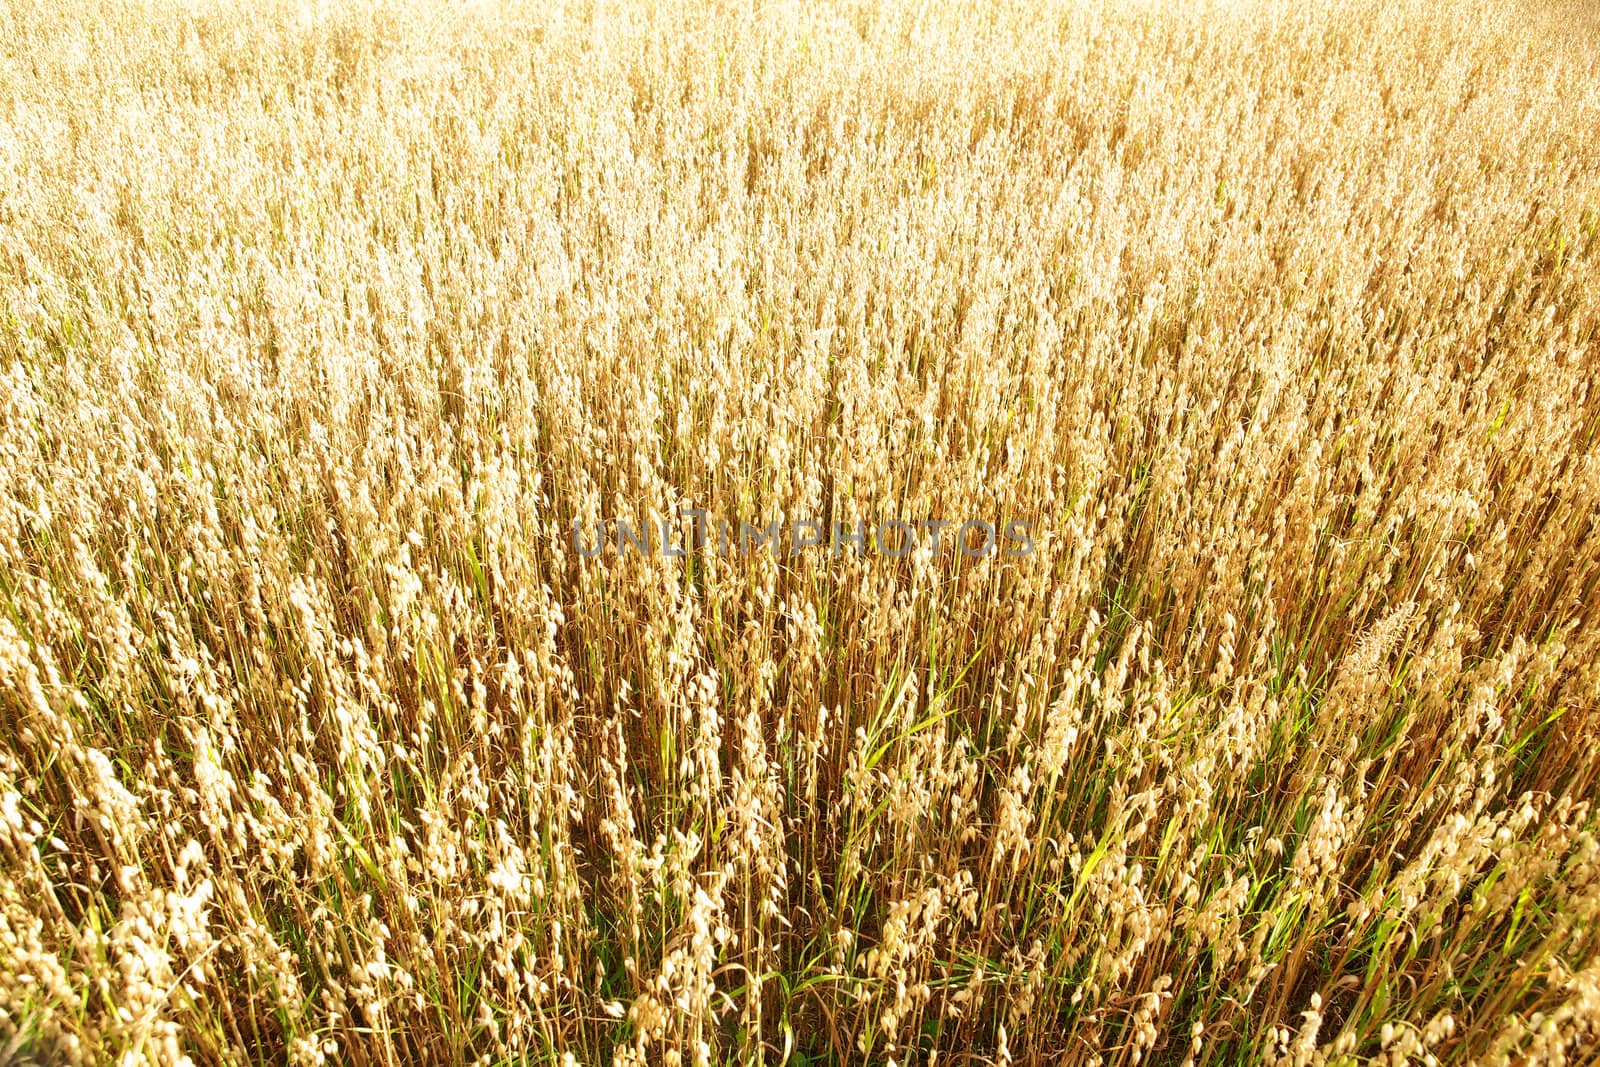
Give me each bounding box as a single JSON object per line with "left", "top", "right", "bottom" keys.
{"left": 1, "top": 0, "right": 1599, "bottom": 1063}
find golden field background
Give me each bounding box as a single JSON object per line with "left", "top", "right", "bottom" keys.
{"left": 2, "top": 0, "right": 1600, "bottom": 1063}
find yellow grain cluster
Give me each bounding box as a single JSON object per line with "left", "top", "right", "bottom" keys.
{"left": 2, "top": 0, "right": 1599, "bottom": 1063}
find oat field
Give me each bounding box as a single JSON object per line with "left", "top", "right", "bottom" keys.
{"left": 3, "top": 0, "right": 1600, "bottom": 1063}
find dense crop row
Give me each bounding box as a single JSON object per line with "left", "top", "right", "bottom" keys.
{"left": 2, "top": 0, "right": 1599, "bottom": 1063}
